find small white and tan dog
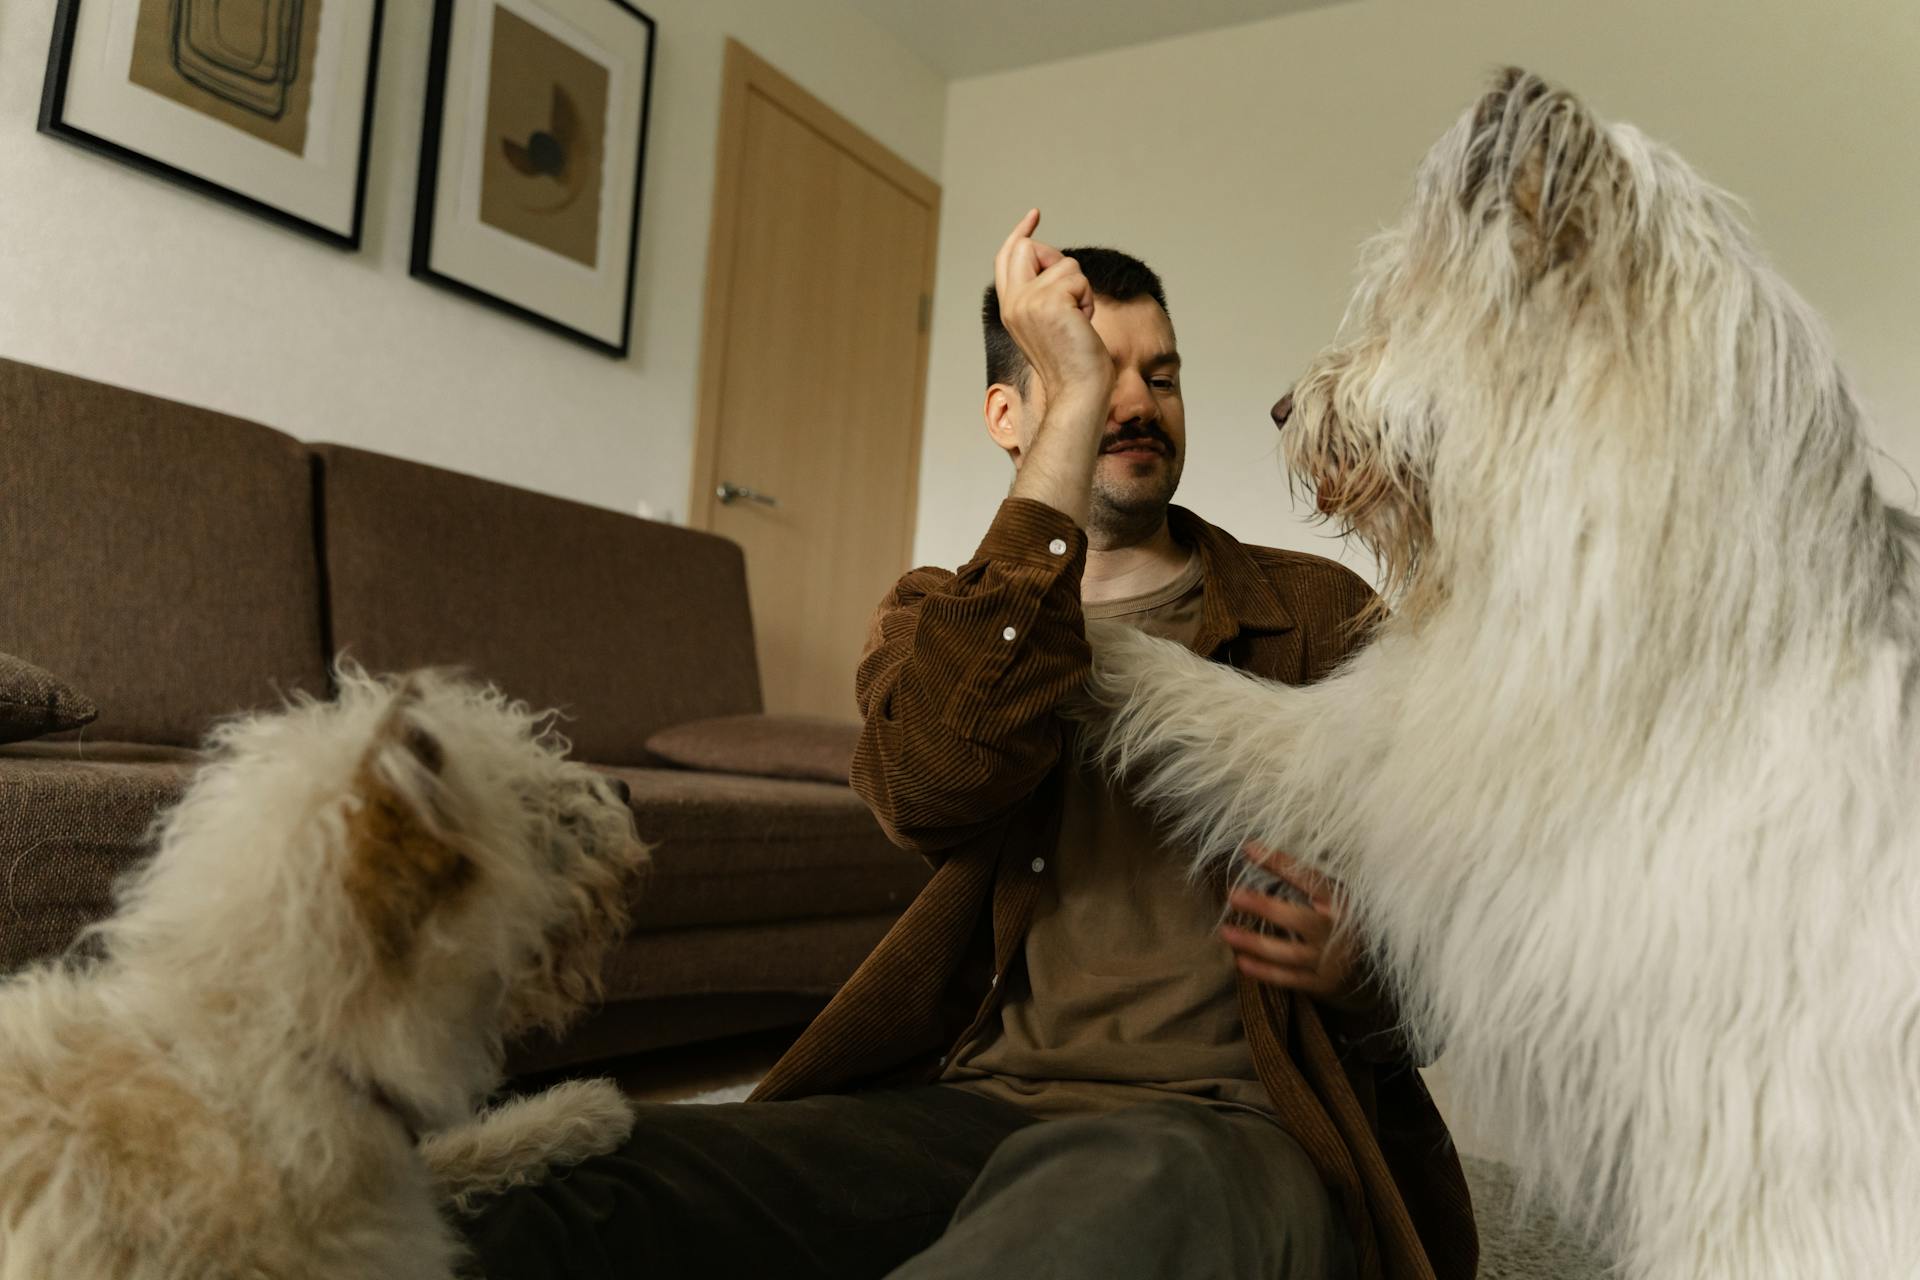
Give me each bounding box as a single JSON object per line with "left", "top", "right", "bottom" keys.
{"left": 1083, "top": 69, "right": 1920, "bottom": 1280}
{"left": 0, "top": 667, "right": 650, "bottom": 1279}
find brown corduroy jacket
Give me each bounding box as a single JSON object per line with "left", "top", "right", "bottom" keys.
{"left": 752, "top": 499, "right": 1478, "bottom": 1280}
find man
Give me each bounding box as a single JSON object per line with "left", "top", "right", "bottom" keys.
{"left": 463, "top": 214, "right": 1476, "bottom": 1280}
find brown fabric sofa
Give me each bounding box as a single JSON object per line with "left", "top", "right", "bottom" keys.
{"left": 0, "top": 356, "right": 928, "bottom": 1072}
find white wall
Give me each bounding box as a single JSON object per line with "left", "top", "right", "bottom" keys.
{"left": 0, "top": 1, "right": 944, "bottom": 523}
{"left": 915, "top": 0, "right": 1920, "bottom": 575}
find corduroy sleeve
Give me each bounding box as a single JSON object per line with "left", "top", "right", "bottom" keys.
{"left": 850, "top": 498, "right": 1091, "bottom": 858}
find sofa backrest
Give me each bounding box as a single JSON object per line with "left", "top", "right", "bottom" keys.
{"left": 0, "top": 358, "right": 328, "bottom": 745}
{"left": 314, "top": 445, "right": 763, "bottom": 764}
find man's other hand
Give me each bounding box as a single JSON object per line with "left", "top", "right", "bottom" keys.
{"left": 1220, "top": 843, "right": 1376, "bottom": 1013}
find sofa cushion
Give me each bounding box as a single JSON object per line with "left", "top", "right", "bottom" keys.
{"left": 0, "top": 358, "right": 329, "bottom": 745}
{"left": 508, "top": 992, "right": 831, "bottom": 1073}
{"left": 0, "top": 741, "right": 200, "bottom": 765}
{"left": 0, "top": 751, "right": 924, "bottom": 976}
{"left": 315, "top": 446, "right": 763, "bottom": 765}
{"left": 0, "top": 748, "right": 195, "bottom": 973}
{"left": 0, "top": 653, "right": 98, "bottom": 744}
{"left": 645, "top": 714, "right": 858, "bottom": 785}
{"left": 598, "top": 913, "right": 905, "bottom": 1005}
{"left": 604, "top": 767, "right": 927, "bottom": 931}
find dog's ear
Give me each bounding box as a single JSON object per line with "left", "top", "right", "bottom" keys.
{"left": 1464, "top": 67, "right": 1607, "bottom": 269}
{"left": 341, "top": 683, "right": 474, "bottom": 969}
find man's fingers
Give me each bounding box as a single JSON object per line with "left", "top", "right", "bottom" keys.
{"left": 996, "top": 208, "right": 1040, "bottom": 269}
{"left": 1228, "top": 889, "right": 1330, "bottom": 941}
{"left": 1221, "top": 924, "right": 1318, "bottom": 969}
{"left": 997, "top": 235, "right": 1043, "bottom": 300}
{"left": 1032, "top": 255, "right": 1094, "bottom": 322}
{"left": 996, "top": 210, "right": 1082, "bottom": 314}
{"left": 1235, "top": 955, "right": 1332, "bottom": 995}
{"left": 992, "top": 208, "right": 1095, "bottom": 333}
{"left": 996, "top": 253, "right": 1096, "bottom": 355}
{"left": 994, "top": 209, "right": 1046, "bottom": 294}
{"left": 1011, "top": 240, "right": 1074, "bottom": 300}
{"left": 1241, "top": 840, "right": 1282, "bottom": 867}
{"left": 993, "top": 211, "right": 1033, "bottom": 296}
{"left": 1241, "top": 843, "right": 1338, "bottom": 906}
{"left": 1006, "top": 239, "right": 1042, "bottom": 291}
{"left": 1030, "top": 253, "right": 1087, "bottom": 293}
{"left": 1051, "top": 255, "right": 1095, "bottom": 321}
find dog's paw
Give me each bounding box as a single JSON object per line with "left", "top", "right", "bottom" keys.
{"left": 419, "top": 1077, "right": 637, "bottom": 1215}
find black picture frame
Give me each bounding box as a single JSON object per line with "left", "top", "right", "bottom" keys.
{"left": 410, "top": 0, "right": 657, "bottom": 357}
{"left": 38, "top": 0, "right": 386, "bottom": 251}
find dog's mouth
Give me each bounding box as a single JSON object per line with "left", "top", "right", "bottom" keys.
{"left": 1312, "top": 455, "right": 1385, "bottom": 518}
{"left": 1297, "top": 444, "right": 1349, "bottom": 515}
{"left": 1312, "top": 453, "right": 1359, "bottom": 513}
{"left": 504, "top": 799, "right": 648, "bottom": 1038}
{"left": 1283, "top": 400, "right": 1368, "bottom": 518}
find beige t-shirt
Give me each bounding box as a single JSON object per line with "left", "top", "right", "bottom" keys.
{"left": 942, "top": 552, "right": 1269, "bottom": 1118}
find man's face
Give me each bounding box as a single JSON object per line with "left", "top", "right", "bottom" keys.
{"left": 992, "top": 295, "right": 1185, "bottom": 535}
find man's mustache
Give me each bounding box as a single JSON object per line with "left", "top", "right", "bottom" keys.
{"left": 1101, "top": 422, "right": 1176, "bottom": 456}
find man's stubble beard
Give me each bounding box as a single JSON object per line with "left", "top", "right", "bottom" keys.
{"left": 1086, "top": 457, "right": 1182, "bottom": 551}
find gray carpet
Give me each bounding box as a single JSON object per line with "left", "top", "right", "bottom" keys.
{"left": 1461, "top": 1155, "right": 1612, "bottom": 1278}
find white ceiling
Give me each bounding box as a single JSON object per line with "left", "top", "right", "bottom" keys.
{"left": 841, "top": 0, "right": 1353, "bottom": 79}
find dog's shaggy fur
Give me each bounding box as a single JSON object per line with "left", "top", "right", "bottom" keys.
{"left": 1082, "top": 69, "right": 1920, "bottom": 1280}
{"left": 0, "top": 668, "right": 649, "bottom": 1279}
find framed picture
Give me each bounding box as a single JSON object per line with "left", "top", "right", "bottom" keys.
{"left": 411, "top": 0, "right": 657, "bottom": 356}
{"left": 39, "top": 0, "right": 386, "bottom": 248}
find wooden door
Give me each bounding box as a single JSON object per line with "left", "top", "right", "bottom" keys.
{"left": 690, "top": 41, "right": 938, "bottom": 720}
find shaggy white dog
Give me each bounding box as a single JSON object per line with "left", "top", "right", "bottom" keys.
{"left": 0, "top": 668, "right": 650, "bottom": 1279}
{"left": 1082, "top": 69, "right": 1920, "bottom": 1280}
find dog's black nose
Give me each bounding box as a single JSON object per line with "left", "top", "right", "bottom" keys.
{"left": 1271, "top": 393, "right": 1294, "bottom": 431}
{"left": 606, "top": 777, "right": 631, "bottom": 807}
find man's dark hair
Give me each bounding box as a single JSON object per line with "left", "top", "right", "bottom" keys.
{"left": 982, "top": 246, "right": 1170, "bottom": 391}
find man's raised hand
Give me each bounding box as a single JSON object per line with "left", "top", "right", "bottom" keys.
{"left": 992, "top": 209, "right": 1114, "bottom": 404}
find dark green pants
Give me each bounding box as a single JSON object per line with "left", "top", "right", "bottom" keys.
{"left": 460, "top": 1087, "right": 1352, "bottom": 1280}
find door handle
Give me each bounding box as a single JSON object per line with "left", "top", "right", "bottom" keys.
{"left": 716, "top": 481, "right": 779, "bottom": 508}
